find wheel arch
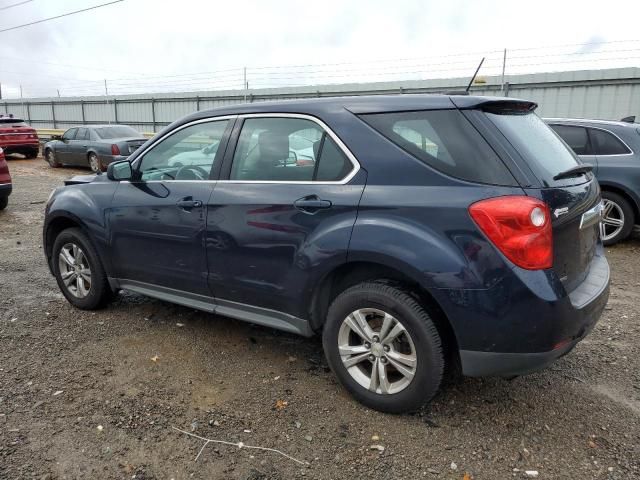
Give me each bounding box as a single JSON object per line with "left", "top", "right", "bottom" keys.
{"left": 599, "top": 182, "right": 639, "bottom": 224}
{"left": 44, "top": 212, "right": 92, "bottom": 273}
{"left": 309, "top": 260, "right": 461, "bottom": 372}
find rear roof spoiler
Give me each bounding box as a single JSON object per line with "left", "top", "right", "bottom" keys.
{"left": 450, "top": 97, "right": 537, "bottom": 113}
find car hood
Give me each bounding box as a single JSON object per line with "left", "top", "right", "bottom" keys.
{"left": 63, "top": 173, "right": 110, "bottom": 186}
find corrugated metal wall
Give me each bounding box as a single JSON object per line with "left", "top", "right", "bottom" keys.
{"left": 3, "top": 68, "right": 639, "bottom": 132}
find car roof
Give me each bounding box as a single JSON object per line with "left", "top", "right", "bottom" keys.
{"left": 185, "top": 94, "right": 535, "bottom": 120}
{"left": 544, "top": 117, "right": 638, "bottom": 129}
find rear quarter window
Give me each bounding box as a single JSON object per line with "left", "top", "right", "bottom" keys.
{"left": 360, "top": 109, "right": 516, "bottom": 186}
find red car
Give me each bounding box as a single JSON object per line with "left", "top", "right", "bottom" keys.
{"left": 0, "top": 147, "right": 11, "bottom": 210}
{"left": 0, "top": 115, "right": 39, "bottom": 159}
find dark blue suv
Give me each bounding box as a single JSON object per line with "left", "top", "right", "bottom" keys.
{"left": 44, "top": 95, "right": 610, "bottom": 413}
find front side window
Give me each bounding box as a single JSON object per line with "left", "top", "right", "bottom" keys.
{"left": 62, "top": 128, "right": 77, "bottom": 141}
{"left": 361, "top": 109, "right": 516, "bottom": 185}
{"left": 589, "top": 128, "right": 631, "bottom": 156}
{"left": 138, "top": 119, "right": 229, "bottom": 181}
{"left": 550, "top": 125, "right": 592, "bottom": 155}
{"left": 230, "top": 117, "right": 352, "bottom": 182}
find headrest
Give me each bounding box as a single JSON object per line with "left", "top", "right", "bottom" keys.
{"left": 258, "top": 130, "right": 289, "bottom": 164}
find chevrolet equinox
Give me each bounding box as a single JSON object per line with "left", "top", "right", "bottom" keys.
{"left": 44, "top": 95, "right": 610, "bottom": 413}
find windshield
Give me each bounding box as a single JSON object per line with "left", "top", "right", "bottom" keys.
{"left": 485, "top": 112, "right": 583, "bottom": 186}
{"left": 94, "top": 126, "right": 141, "bottom": 139}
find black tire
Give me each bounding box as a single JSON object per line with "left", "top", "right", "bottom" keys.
{"left": 601, "top": 191, "right": 634, "bottom": 246}
{"left": 0, "top": 196, "right": 7, "bottom": 211}
{"left": 26, "top": 149, "right": 39, "bottom": 159}
{"left": 45, "top": 149, "right": 61, "bottom": 168}
{"left": 52, "top": 227, "right": 113, "bottom": 310}
{"left": 322, "top": 281, "right": 444, "bottom": 413}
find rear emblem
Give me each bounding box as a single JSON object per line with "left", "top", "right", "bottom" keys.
{"left": 554, "top": 207, "right": 569, "bottom": 218}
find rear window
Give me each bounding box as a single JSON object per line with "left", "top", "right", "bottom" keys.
{"left": 95, "top": 126, "right": 141, "bottom": 139}
{"left": 360, "top": 109, "right": 516, "bottom": 185}
{"left": 486, "top": 112, "right": 582, "bottom": 186}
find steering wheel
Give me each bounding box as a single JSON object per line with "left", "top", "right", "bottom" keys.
{"left": 175, "top": 165, "right": 208, "bottom": 180}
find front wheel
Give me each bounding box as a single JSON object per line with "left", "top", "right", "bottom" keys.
{"left": 323, "top": 282, "right": 444, "bottom": 413}
{"left": 45, "top": 149, "right": 61, "bottom": 168}
{"left": 52, "top": 228, "right": 113, "bottom": 310}
{"left": 601, "top": 191, "right": 634, "bottom": 245}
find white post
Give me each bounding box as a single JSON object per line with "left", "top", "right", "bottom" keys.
{"left": 501, "top": 49, "right": 507, "bottom": 95}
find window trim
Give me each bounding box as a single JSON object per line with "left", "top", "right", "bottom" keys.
{"left": 219, "top": 113, "right": 360, "bottom": 185}
{"left": 129, "top": 115, "right": 236, "bottom": 183}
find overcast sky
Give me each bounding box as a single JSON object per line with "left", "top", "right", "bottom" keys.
{"left": 1, "top": 0, "right": 639, "bottom": 98}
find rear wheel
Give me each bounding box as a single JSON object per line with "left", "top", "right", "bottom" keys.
{"left": 45, "top": 149, "right": 61, "bottom": 168}
{"left": 52, "top": 228, "right": 113, "bottom": 310}
{"left": 88, "top": 153, "right": 101, "bottom": 173}
{"left": 0, "top": 196, "right": 7, "bottom": 211}
{"left": 322, "top": 282, "right": 444, "bottom": 413}
{"left": 601, "top": 191, "right": 634, "bottom": 245}
{"left": 25, "top": 149, "right": 39, "bottom": 159}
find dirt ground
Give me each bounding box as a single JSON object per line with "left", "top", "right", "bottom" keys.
{"left": 0, "top": 158, "right": 639, "bottom": 480}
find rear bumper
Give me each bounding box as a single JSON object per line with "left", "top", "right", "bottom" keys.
{"left": 437, "top": 252, "right": 610, "bottom": 377}
{"left": 1, "top": 142, "right": 39, "bottom": 155}
{"left": 0, "top": 183, "right": 12, "bottom": 198}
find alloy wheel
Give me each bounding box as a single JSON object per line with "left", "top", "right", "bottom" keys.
{"left": 89, "top": 154, "right": 100, "bottom": 173}
{"left": 600, "top": 199, "right": 625, "bottom": 242}
{"left": 58, "top": 242, "right": 92, "bottom": 298}
{"left": 338, "top": 308, "right": 417, "bottom": 395}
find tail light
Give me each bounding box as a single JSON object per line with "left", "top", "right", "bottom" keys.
{"left": 111, "top": 144, "right": 121, "bottom": 155}
{"left": 0, "top": 149, "right": 11, "bottom": 184}
{"left": 469, "top": 196, "right": 553, "bottom": 270}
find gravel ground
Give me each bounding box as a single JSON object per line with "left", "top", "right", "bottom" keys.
{"left": 1, "top": 158, "right": 639, "bottom": 480}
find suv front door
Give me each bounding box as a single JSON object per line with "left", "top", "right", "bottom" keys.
{"left": 108, "top": 117, "right": 234, "bottom": 303}
{"left": 206, "top": 114, "right": 365, "bottom": 323}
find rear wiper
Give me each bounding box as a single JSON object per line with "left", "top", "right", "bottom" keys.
{"left": 553, "top": 164, "right": 593, "bottom": 181}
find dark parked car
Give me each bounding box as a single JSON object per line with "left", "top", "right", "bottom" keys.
{"left": 545, "top": 118, "right": 640, "bottom": 245}
{"left": 0, "top": 115, "right": 39, "bottom": 158}
{"left": 43, "top": 125, "right": 147, "bottom": 172}
{"left": 43, "top": 95, "right": 609, "bottom": 413}
{"left": 0, "top": 147, "right": 11, "bottom": 210}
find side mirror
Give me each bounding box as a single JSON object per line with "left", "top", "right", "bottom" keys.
{"left": 52, "top": 135, "right": 62, "bottom": 141}
{"left": 107, "top": 160, "right": 133, "bottom": 181}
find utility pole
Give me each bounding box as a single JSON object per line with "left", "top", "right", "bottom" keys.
{"left": 243, "top": 67, "right": 248, "bottom": 103}
{"left": 501, "top": 48, "right": 507, "bottom": 95}
{"left": 104, "top": 79, "right": 111, "bottom": 124}
{"left": 20, "top": 84, "right": 25, "bottom": 119}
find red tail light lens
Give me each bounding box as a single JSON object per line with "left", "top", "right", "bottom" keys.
{"left": 111, "top": 144, "right": 121, "bottom": 155}
{"left": 469, "top": 196, "right": 553, "bottom": 270}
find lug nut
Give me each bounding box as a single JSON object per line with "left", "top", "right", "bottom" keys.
{"left": 368, "top": 355, "right": 375, "bottom": 362}
{"left": 372, "top": 335, "right": 379, "bottom": 343}
{"left": 383, "top": 345, "right": 390, "bottom": 352}
{"left": 380, "top": 357, "right": 387, "bottom": 364}
{"left": 364, "top": 342, "right": 371, "bottom": 349}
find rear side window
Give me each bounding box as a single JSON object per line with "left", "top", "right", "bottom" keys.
{"left": 589, "top": 128, "right": 631, "bottom": 155}
{"left": 360, "top": 110, "right": 516, "bottom": 185}
{"left": 76, "top": 128, "right": 89, "bottom": 141}
{"left": 486, "top": 112, "right": 581, "bottom": 186}
{"left": 550, "top": 125, "right": 592, "bottom": 155}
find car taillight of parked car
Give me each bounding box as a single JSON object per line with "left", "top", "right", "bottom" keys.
{"left": 111, "top": 144, "right": 121, "bottom": 155}
{"left": 469, "top": 196, "right": 553, "bottom": 270}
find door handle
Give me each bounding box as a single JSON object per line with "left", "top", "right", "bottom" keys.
{"left": 294, "top": 195, "right": 332, "bottom": 213}
{"left": 177, "top": 198, "right": 203, "bottom": 210}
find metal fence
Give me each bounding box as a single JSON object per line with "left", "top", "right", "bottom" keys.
{"left": 3, "top": 67, "right": 640, "bottom": 133}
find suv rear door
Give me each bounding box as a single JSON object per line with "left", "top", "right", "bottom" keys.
{"left": 205, "top": 114, "right": 365, "bottom": 323}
